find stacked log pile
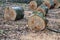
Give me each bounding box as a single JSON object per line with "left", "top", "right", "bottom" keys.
{"left": 27, "top": 0, "right": 60, "bottom": 32}
{"left": 0, "top": 0, "right": 60, "bottom": 32}
{"left": 27, "top": 9, "right": 60, "bottom": 32}
{"left": 29, "top": 0, "right": 60, "bottom": 10}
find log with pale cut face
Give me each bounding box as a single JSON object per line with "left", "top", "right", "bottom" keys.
{"left": 28, "top": 11, "right": 46, "bottom": 31}
{"left": 4, "top": 6, "right": 24, "bottom": 21}
{"left": 29, "top": 0, "right": 43, "bottom": 10}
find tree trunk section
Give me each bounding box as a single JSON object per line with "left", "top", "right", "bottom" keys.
{"left": 4, "top": 6, "right": 24, "bottom": 21}
{"left": 29, "top": 0, "right": 43, "bottom": 10}
{"left": 28, "top": 11, "right": 46, "bottom": 31}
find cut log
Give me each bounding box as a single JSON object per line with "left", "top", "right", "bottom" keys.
{"left": 4, "top": 6, "right": 24, "bottom": 21}
{"left": 29, "top": 0, "right": 43, "bottom": 10}
{"left": 53, "top": 0, "right": 60, "bottom": 8}
{"left": 46, "top": 9, "right": 60, "bottom": 33}
{"left": 44, "top": 0, "right": 56, "bottom": 9}
{"left": 36, "top": 4, "right": 48, "bottom": 16}
{"left": 28, "top": 11, "right": 46, "bottom": 31}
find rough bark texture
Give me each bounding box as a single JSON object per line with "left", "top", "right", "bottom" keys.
{"left": 46, "top": 9, "right": 60, "bottom": 33}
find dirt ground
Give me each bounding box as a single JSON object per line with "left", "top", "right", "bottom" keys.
{"left": 0, "top": 3, "right": 60, "bottom": 40}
